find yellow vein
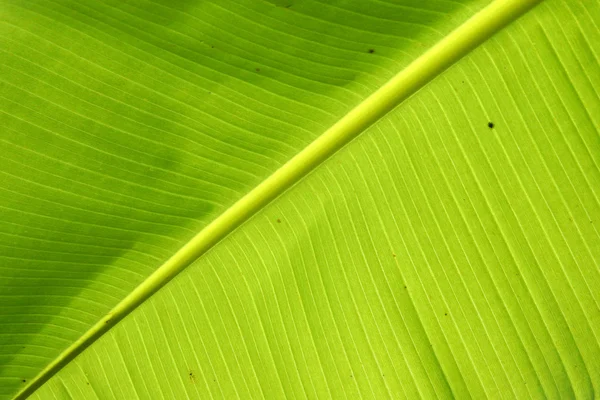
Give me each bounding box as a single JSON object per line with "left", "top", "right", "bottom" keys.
{"left": 15, "top": 0, "right": 543, "bottom": 398}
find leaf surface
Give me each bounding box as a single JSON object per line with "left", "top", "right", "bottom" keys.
{"left": 1, "top": 0, "right": 599, "bottom": 398}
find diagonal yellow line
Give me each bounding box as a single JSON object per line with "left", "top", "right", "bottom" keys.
{"left": 15, "top": 0, "right": 543, "bottom": 398}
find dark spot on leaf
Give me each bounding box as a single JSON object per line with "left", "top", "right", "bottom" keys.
{"left": 277, "top": 218, "right": 281, "bottom": 223}
{"left": 368, "top": 49, "right": 375, "bottom": 54}
{"left": 444, "top": 313, "right": 448, "bottom": 316}
{"left": 392, "top": 253, "right": 396, "bottom": 258}
{"left": 86, "top": 382, "right": 90, "bottom": 385}
{"left": 404, "top": 285, "right": 407, "bottom": 289}
{"left": 256, "top": 68, "right": 261, "bottom": 72}
{"left": 488, "top": 122, "right": 495, "bottom": 129}
{"left": 22, "top": 379, "right": 26, "bottom": 383}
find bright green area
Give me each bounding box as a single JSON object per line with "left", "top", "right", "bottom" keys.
{"left": 0, "top": 0, "right": 489, "bottom": 397}
{"left": 2, "top": 0, "right": 600, "bottom": 398}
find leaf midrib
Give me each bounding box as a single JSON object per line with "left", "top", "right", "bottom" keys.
{"left": 16, "top": 0, "right": 543, "bottom": 398}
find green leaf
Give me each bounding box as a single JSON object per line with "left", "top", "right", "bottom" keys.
{"left": 2, "top": 0, "right": 599, "bottom": 398}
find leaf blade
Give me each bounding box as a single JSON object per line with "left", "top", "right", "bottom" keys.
{"left": 20, "top": 0, "right": 600, "bottom": 398}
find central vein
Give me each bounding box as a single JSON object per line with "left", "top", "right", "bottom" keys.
{"left": 16, "top": 0, "right": 543, "bottom": 398}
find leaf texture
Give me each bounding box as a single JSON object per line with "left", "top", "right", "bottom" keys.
{"left": 1, "top": 0, "right": 494, "bottom": 397}
{"left": 2, "top": 0, "right": 600, "bottom": 398}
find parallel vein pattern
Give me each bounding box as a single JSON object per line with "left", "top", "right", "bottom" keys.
{"left": 0, "top": 0, "right": 492, "bottom": 398}
{"left": 29, "top": 0, "right": 600, "bottom": 398}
